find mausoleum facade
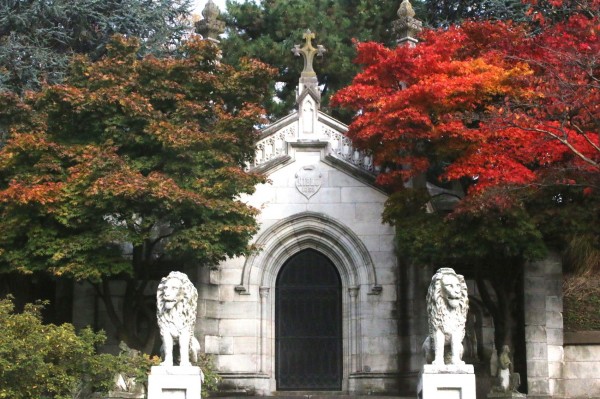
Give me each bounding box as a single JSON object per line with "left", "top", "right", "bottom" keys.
{"left": 195, "top": 29, "right": 403, "bottom": 394}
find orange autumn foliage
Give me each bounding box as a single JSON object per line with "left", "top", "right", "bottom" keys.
{"left": 0, "top": 35, "right": 276, "bottom": 281}
{"left": 332, "top": 15, "right": 599, "bottom": 195}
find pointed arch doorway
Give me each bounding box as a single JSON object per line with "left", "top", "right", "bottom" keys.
{"left": 275, "top": 249, "right": 342, "bottom": 390}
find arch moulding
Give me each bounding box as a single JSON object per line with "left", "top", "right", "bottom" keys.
{"left": 235, "top": 211, "right": 382, "bottom": 295}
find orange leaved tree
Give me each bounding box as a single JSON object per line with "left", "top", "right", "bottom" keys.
{"left": 0, "top": 35, "right": 275, "bottom": 352}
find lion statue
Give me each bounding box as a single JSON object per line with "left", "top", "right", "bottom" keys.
{"left": 156, "top": 271, "right": 201, "bottom": 367}
{"left": 422, "top": 267, "right": 469, "bottom": 366}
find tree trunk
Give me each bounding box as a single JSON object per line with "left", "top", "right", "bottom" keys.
{"left": 475, "top": 263, "right": 521, "bottom": 359}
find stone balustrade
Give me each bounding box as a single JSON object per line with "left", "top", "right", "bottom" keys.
{"left": 252, "top": 120, "right": 377, "bottom": 175}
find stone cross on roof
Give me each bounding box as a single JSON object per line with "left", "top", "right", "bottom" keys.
{"left": 292, "top": 30, "right": 326, "bottom": 78}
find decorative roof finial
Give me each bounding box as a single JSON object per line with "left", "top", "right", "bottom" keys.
{"left": 393, "top": 0, "right": 423, "bottom": 46}
{"left": 292, "top": 30, "right": 326, "bottom": 78}
{"left": 398, "top": 0, "right": 416, "bottom": 19}
{"left": 195, "top": 0, "right": 226, "bottom": 41}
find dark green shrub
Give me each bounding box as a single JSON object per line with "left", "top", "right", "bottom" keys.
{"left": 0, "top": 296, "right": 218, "bottom": 398}
{"left": 0, "top": 296, "right": 120, "bottom": 398}
{"left": 196, "top": 353, "right": 221, "bottom": 397}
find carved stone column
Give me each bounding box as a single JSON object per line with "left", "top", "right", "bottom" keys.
{"left": 349, "top": 286, "right": 361, "bottom": 372}
{"left": 259, "top": 286, "right": 270, "bottom": 374}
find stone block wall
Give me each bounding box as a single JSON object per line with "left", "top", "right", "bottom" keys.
{"left": 524, "top": 253, "right": 564, "bottom": 398}
{"left": 562, "top": 332, "right": 600, "bottom": 398}
{"left": 563, "top": 344, "right": 600, "bottom": 398}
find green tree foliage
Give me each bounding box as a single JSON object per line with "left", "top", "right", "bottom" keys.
{"left": 0, "top": 35, "right": 275, "bottom": 350}
{"left": 0, "top": 0, "right": 192, "bottom": 93}
{"left": 384, "top": 188, "right": 548, "bottom": 352}
{"left": 413, "top": 0, "right": 529, "bottom": 27}
{"left": 197, "top": 353, "right": 221, "bottom": 397}
{"left": 219, "top": 0, "right": 534, "bottom": 121}
{"left": 0, "top": 297, "right": 130, "bottom": 398}
{"left": 417, "top": 0, "right": 600, "bottom": 29}
{"left": 221, "top": 0, "right": 400, "bottom": 120}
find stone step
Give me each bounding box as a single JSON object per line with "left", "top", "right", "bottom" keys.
{"left": 213, "top": 395, "right": 413, "bottom": 399}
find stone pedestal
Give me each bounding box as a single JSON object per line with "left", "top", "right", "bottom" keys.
{"left": 417, "top": 364, "right": 476, "bottom": 399}
{"left": 148, "top": 366, "right": 202, "bottom": 399}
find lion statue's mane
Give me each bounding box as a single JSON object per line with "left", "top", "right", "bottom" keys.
{"left": 157, "top": 271, "right": 200, "bottom": 366}
{"left": 423, "top": 267, "right": 469, "bottom": 365}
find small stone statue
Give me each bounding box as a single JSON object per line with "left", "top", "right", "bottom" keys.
{"left": 498, "top": 345, "right": 512, "bottom": 391}
{"left": 422, "top": 267, "right": 469, "bottom": 365}
{"left": 489, "top": 345, "right": 525, "bottom": 397}
{"left": 156, "top": 271, "right": 201, "bottom": 366}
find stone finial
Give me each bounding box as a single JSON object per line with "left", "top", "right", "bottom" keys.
{"left": 292, "top": 29, "right": 326, "bottom": 79}
{"left": 398, "top": 0, "right": 416, "bottom": 18}
{"left": 393, "top": 0, "right": 423, "bottom": 46}
{"left": 195, "top": 0, "right": 226, "bottom": 41}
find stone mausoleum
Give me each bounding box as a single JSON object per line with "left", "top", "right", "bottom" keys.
{"left": 196, "top": 26, "right": 404, "bottom": 394}
{"left": 71, "top": 1, "right": 594, "bottom": 398}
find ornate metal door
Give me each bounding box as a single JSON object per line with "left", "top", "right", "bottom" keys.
{"left": 276, "top": 249, "right": 342, "bottom": 390}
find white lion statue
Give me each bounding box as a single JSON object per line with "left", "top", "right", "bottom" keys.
{"left": 157, "top": 271, "right": 201, "bottom": 367}
{"left": 422, "top": 267, "right": 469, "bottom": 366}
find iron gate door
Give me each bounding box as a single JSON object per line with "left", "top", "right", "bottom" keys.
{"left": 276, "top": 249, "right": 342, "bottom": 390}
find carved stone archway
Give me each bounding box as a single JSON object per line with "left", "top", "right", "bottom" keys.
{"left": 236, "top": 211, "right": 380, "bottom": 295}
{"left": 235, "top": 211, "right": 381, "bottom": 391}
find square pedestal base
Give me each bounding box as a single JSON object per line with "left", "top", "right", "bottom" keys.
{"left": 148, "top": 366, "right": 202, "bottom": 399}
{"left": 417, "top": 364, "right": 476, "bottom": 399}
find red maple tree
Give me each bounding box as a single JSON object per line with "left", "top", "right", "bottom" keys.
{"left": 332, "top": 1, "right": 599, "bottom": 356}
{"left": 332, "top": 6, "right": 599, "bottom": 196}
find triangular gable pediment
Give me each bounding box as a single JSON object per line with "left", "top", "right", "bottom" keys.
{"left": 296, "top": 87, "right": 321, "bottom": 107}
{"left": 251, "top": 110, "right": 383, "bottom": 192}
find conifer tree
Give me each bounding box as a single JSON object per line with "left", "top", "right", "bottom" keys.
{"left": 0, "top": 0, "right": 192, "bottom": 93}
{"left": 220, "top": 0, "right": 400, "bottom": 120}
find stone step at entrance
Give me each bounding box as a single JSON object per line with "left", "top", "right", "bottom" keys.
{"left": 213, "top": 395, "right": 413, "bottom": 399}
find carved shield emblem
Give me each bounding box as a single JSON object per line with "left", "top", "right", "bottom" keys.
{"left": 295, "top": 165, "right": 322, "bottom": 199}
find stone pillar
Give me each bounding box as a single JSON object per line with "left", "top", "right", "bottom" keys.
{"left": 524, "top": 253, "right": 564, "bottom": 398}
{"left": 259, "top": 286, "right": 270, "bottom": 374}
{"left": 349, "top": 286, "right": 361, "bottom": 372}
{"left": 418, "top": 364, "right": 476, "bottom": 399}
{"left": 397, "top": 263, "right": 432, "bottom": 394}
{"left": 393, "top": 0, "right": 423, "bottom": 47}
{"left": 147, "top": 366, "right": 203, "bottom": 399}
